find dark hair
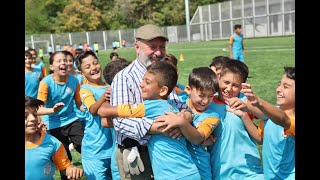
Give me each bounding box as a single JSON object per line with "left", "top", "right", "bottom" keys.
{"left": 234, "top": 24, "right": 242, "bottom": 30}
{"left": 189, "top": 67, "right": 219, "bottom": 92}
{"left": 76, "top": 50, "right": 99, "bottom": 71}
{"left": 110, "top": 52, "right": 119, "bottom": 60}
{"left": 284, "top": 66, "right": 295, "bottom": 80}
{"left": 209, "top": 56, "right": 230, "bottom": 70}
{"left": 164, "top": 53, "right": 178, "bottom": 67}
{"left": 61, "top": 50, "right": 75, "bottom": 62}
{"left": 25, "top": 50, "right": 32, "bottom": 58}
{"left": 146, "top": 61, "right": 178, "bottom": 96}
{"left": 28, "top": 48, "right": 38, "bottom": 57}
{"left": 25, "top": 96, "right": 44, "bottom": 110}
{"left": 74, "top": 48, "right": 84, "bottom": 58}
{"left": 103, "top": 59, "right": 131, "bottom": 85}
{"left": 220, "top": 60, "right": 249, "bottom": 83}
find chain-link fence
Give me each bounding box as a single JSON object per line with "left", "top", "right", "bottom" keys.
{"left": 25, "top": 0, "right": 294, "bottom": 55}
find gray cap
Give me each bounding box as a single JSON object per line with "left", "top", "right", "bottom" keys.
{"left": 135, "top": 24, "right": 168, "bottom": 41}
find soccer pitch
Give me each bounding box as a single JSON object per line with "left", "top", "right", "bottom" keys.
{"left": 49, "top": 35, "right": 294, "bottom": 179}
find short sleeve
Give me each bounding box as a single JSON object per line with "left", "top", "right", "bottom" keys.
{"left": 284, "top": 117, "right": 295, "bottom": 138}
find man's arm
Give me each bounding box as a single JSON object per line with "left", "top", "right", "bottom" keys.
{"left": 111, "top": 73, "right": 153, "bottom": 141}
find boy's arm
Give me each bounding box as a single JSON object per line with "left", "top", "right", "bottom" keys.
{"left": 97, "top": 101, "right": 119, "bottom": 117}
{"left": 229, "top": 36, "right": 234, "bottom": 59}
{"left": 101, "top": 117, "right": 114, "bottom": 128}
{"left": 74, "top": 83, "right": 82, "bottom": 110}
{"left": 37, "top": 103, "right": 65, "bottom": 115}
{"left": 241, "top": 83, "right": 291, "bottom": 129}
{"left": 80, "top": 88, "right": 109, "bottom": 115}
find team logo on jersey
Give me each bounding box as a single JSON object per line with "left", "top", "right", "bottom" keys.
{"left": 34, "top": 72, "right": 41, "bottom": 79}
{"left": 43, "top": 163, "right": 52, "bottom": 176}
{"left": 81, "top": 92, "right": 86, "bottom": 99}
{"left": 65, "top": 87, "right": 73, "bottom": 94}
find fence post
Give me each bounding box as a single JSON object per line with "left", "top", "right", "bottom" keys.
{"left": 281, "top": 0, "right": 285, "bottom": 36}
{"left": 241, "top": 0, "right": 245, "bottom": 37}
{"left": 69, "top": 33, "right": 73, "bottom": 45}
{"left": 50, "top": 34, "right": 55, "bottom": 52}
{"left": 252, "top": 0, "right": 256, "bottom": 38}
{"left": 219, "top": 3, "right": 222, "bottom": 39}
{"left": 31, "top": 35, "right": 35, "bottom": 49}
{"left": 86, "top": 32, "right": 90, "bottom": 45}
{"left": 208, "top": 5, "right": 212, "bottom": 40}
{"left": 230, "top": 1, "right": 233, "bottom": 36}
{"left": 103, "top": 31, "right": 107, "bottom": 50}
{"left": 266, "top": 0, "right": 270, "bottom": 37}
{"left": 118, "top": 30, "right": 122, "bottom": 48}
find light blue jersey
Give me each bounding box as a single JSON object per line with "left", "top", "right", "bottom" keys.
{"left": 209, "top": 94, "right": 264, "bottom": 180}
{"left": 262, "top": 118, "right": 295, "bottom": 180}
{"left": 80, "top": 84, "right": 114, "bottom": 179}
{"left": 186, "top": 100, "right": 220, "bottom": 180}
{"left": 73, "top": 73, "right": 85, "bottom": 122}
{"left": 40, "top": 74, "right": 80, "bottom": 130}
{"left": 32, "top": 61, "right": 45, "bottom": 72}
{"left": 25, "top": 68, "right": 42, "bottom": 98}
{"left": 144, "top": 100, "right": 200, "bottom": 180}
{"left": 231, "top": 33, "right": 244, "bottom": 62}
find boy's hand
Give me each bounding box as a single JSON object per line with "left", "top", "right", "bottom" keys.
{"left": 155, "top": 112, "right": 184, "bottom": 139}
{"left": 227, "top": 97, "right": 248, "bottom": 112}
{"left": 241, "top": 83, "right": 260, "bottom": 107}
{"left": 66, "top": 165, "right": 84, "bottom": 180}
{"left": 226, "top": 107, "right": 246, "bottom": 118}
{"left": 53, "top": 102, "right": 65, "bottom": 113}
{"left": 105, "top": 86, "right": 112, "bottom": 102}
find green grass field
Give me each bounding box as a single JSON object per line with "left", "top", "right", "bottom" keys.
{"left": 48, "top": 36, "right": 295, "bottom": 179}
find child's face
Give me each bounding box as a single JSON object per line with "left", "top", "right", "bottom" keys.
{"left": 235, "top": 28, "right": 242, "bottom": 34}
{"left": 140, "top": 72, "right": 162, "bottom": 100}
{"left": 30, "top": 50, "right": 37, "bottom": 63}
{"left": 219, "top": 72, "right": 243, "bottom": 102}
{"left": 25, "top": 55, "right": 32, "bottom": 68}
{"left": 210, "top": 66, "right": 222, "bottom": 79}
{"left": 25, "top": 107, "right": 38, "bottom": 134}
{"left": 187, "top": 86, "right": 215, "bottom": 112}
{"left": 49, "top": 53, "right": 67, "bottom": 76}
{"left": 276, "top": 74, "right": 295, "bottom": 109}
{"left": 80, "top": 55, "right": 102, "bottom": 83}
{"left": 66, "top": 55, "right": 74, "bottom": 73}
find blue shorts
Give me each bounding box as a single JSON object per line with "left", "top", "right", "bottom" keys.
{"left": 233, "top": 51, "right": 244, "bottom": 63}
{"left": 82, "top": 158, "right": 112, "bottom": 180}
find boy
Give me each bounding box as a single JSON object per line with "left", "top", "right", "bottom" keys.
{"left": 98, "top": 61, "right": 200, "bottom": 179}
{"left": 229, "top": 24, "right": 245, "bottom": 63}
{"left": 228, "top": 67, "right": 295, "bottom": 179}
{"left": 154, "top": 67, "right": 221, "bottom": 179}
{"left": 25, "top": 96, "right": 83, "bottom": 180}
{"left": 208, "top": 60, "right": 264, "bottom": 179}
{"left": 209, "top": 56, "right": 230, "bottom": 78}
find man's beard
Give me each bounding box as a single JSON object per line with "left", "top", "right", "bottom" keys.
{"left": 138, "top": 49, "right": 164, "bottom": 67}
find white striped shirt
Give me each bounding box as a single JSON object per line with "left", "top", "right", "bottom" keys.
{"left": 110, "top": 59, "right": 189, "bottom": 145}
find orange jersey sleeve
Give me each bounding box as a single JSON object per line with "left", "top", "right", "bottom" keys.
{"left": 174, "top": 86, "right": 183, "bottom": 95}
{"left": 284, "top": 116, "right": 295, "bottom": 138}
{"left": 258, "top": 120, "right": 264, "bottom": 137}
{"left": 80, "top": 88, "right": 95, "bottom": 110}
{"left": 74, "top": 83, "right": 81, "bottom": 105}
{"left": 197, "top": 117, "right": 220, "bottom": 140}
{"left": 229, "top": 36, "right": 234, "bottom": 45}
{"left": 37, "top": 81, "right": 48, "bottom": 104}
{"left": 117, "top": 103, "right": 145, "bottom": 118}
{"left": 53, "top": 144, "right": 71, "bottom": 170}
{"left": 42, "top": 66, "right": 48, "bottom": 77}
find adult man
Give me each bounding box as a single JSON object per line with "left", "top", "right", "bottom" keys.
{"left": 110, "top": 24, "right": 190, "bottom": 179}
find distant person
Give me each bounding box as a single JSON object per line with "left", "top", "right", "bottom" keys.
{"left": 122, "top": 39, "right": 126, "bottom": 48}
{"left": 116, "top": 40, "right": 120, "bottom": 49}
{"left": 229, "top": 24, "right": 245, "bottom": 63}
{"left": 103, "top": 58, "right": 130, "bottom": 85}
{"left": 55, "top": 43, "right": 61, "bottom": 52}
{"left": 25, "top": 50, "right": 43, "bottom": 98}
{"left": 112, "top": 40, "right": 117, "bottom": 52}
{"left": 109, "top": 52, "right": 119, "bottom": 62}
{"left": 38, "top": 47, "right": 44, "bottom": 61}
{"left": 29, "top": 48, "right": 48, "bottom": 77}
{"left": 94, "top": 42, "right": 99, "bottom": 54}
{"left": 47, "top": 45, "right": 53, "bottom": 56}
{"left": 78, "top": 43, "right": 83, "bottom": 50}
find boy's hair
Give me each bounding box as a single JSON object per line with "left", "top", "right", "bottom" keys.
{"left": 164, "top": 53, "right": 178, "bottom": 67}
{"left": 234, "top": 24, "right": 242, "bottom": 30}
{"left": 110, "top": 52, "right": 119, "bottom": 60}
{"left": 146, "top": 61, "right": 178, "bottom": 96}
{"left": 220, "top": 60, "right": 249, "bottom": 83}
{"left": 103, "top": 59, "right": 131, "bottom": 85}
{"left": 284, "top": 66, "right": 295, "bottom": 80}
{"left": 209, "top": 56, "right": 230, "bottom": 70}
{"left": 28, "top": 48, "right": 38, "bottom": 56}
{"left": 74, "top": 48, "right": 84, "bottom": 58}
{"left": 189, "top": 67, "right": 219, "bottom": 92}
{"left": 61, "top": 50, "right": 75, "bottom": 62}
{"left": 25, "top": 96, "right": 44, "bottom": 110}
{"left": 25, "top": 50, "right": 32, "bottom": 58}
{"left": 76, "top": 50, "right": 99, "bottom": 71}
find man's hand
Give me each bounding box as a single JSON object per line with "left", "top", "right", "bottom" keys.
{"left": 123, "top": 147, "right": 144, "bottom": 175}
{"left": 53, "top": 102, "right": 65, "bottom": 113}
{"left": 65, "top": 165, "right": 84, "bottom": 180}
{"left": 105, "top": 86, "right": 112, "bottom": 102}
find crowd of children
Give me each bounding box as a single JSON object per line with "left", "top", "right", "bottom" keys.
{"left": 25, "top": 24, "right": 294, "bottom": 180}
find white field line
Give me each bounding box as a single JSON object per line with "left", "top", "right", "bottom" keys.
{"left": 168, "top": 46, "right": 294, "bottom": 52}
